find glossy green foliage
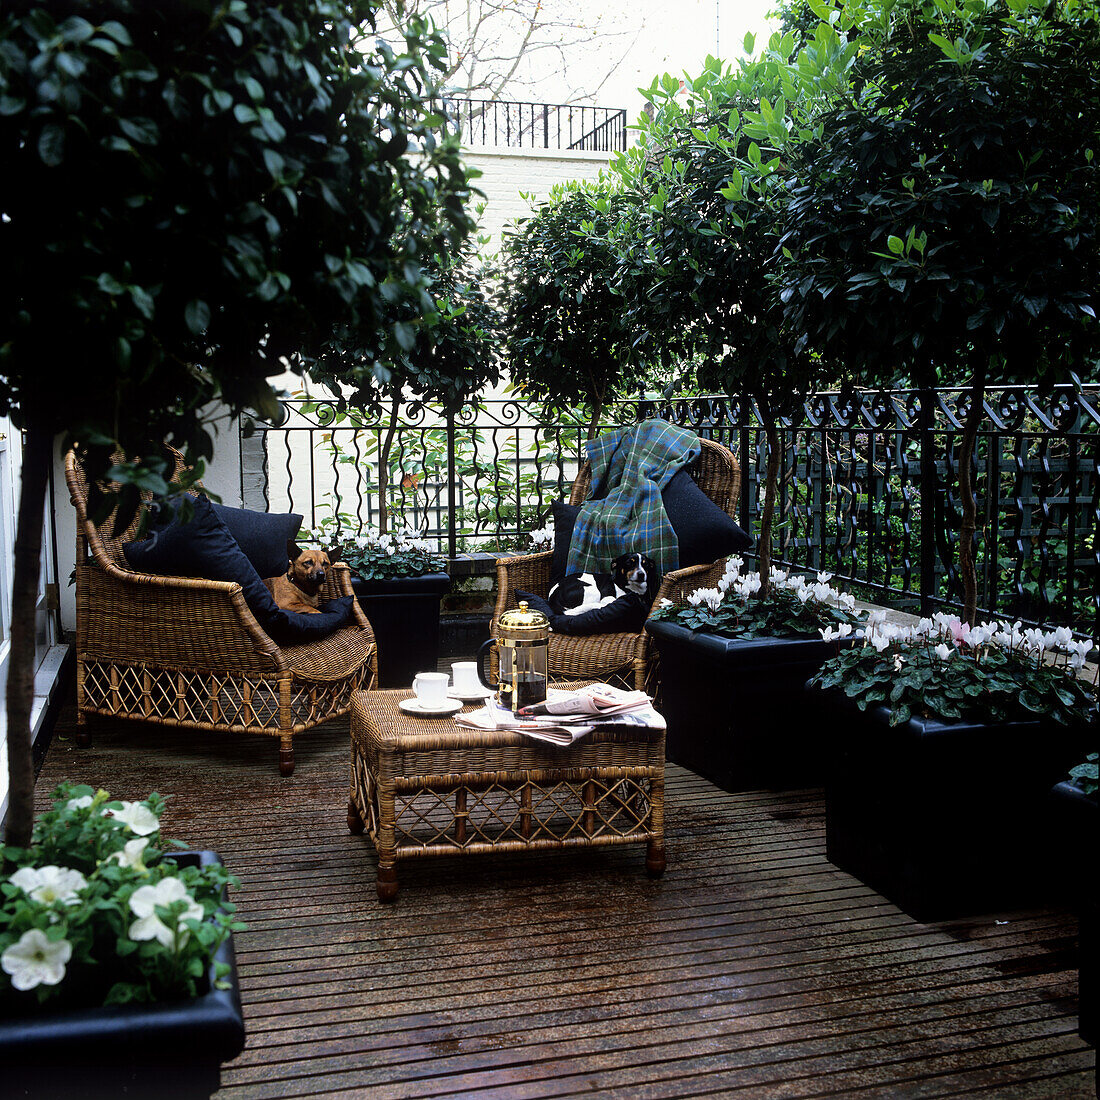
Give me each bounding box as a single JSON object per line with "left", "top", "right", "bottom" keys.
{"left": 0, "top": 0, "right": 474, "bottom": 494}
{"left": 778, "top": 5, "right": 1100, "bottom": 388}
{"left": 502, "top": 181, "right": 648, "bottom": 426}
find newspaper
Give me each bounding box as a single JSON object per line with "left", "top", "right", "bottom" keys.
{"left": 454, "top": 684, "right": 665, "bottom": 747}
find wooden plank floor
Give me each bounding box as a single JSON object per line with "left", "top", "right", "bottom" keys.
{"left": 37, "top": 702, "right": 1096, "bottom": 1099}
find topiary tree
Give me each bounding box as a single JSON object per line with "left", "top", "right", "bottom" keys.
{"left": 502, "top": 180, "right": 650, "bottom": 440}
{"left": 607, "top": 35, "right": 858, "bottom": 590}
{"left": 779, "top": 0, "right": 1100, "bottom": 625}
{"left": 0, "top": 0, "right": 475, "bottom": 844}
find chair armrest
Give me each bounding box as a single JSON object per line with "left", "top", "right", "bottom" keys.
{"left": 326, "top": 562, "right": 375, "bottom": 635}
{"left": 77, "top": 558, "right": 284, "bottom": 673}
{"left": 493, "top": 551, "right": 554, "bottom": 622}
{"left": 649, "top": 558, "right": 729, "bottom": 612}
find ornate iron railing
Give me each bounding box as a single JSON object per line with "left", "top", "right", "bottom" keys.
{"left": 242, "top": 386, "right": 1100, "bottom": 638}
{"left": 445, "top": 98, "right": 628, "bottom": 151}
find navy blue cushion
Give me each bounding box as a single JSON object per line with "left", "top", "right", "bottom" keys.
{"left": 210, "top": 502, "right": 302, "bottom": 580}
{"left": 516, "top": 588, "right": 648, "bottom": 637}
{"left": 549, "top": 500, "right": 580, "bottom": 588}
{"left": 663, "top": 468, "right": 752, "bottom": 567}
{"left": 122, "top": 496, "right": 354, "bottom": 644}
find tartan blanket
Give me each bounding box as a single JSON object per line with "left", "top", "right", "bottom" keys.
{"left": 566, "top": 419, "right": 701, "bottom": 578}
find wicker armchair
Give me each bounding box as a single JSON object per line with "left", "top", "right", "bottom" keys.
{"left": 492, "top": 437, "right": 742, "bottom": 693}
{"left": 65, "top": 449, "right": 378, "bottom": 776}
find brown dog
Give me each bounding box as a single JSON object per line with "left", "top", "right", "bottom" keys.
{"left": 265, "top": 542, "right": 330, "bottom": 613}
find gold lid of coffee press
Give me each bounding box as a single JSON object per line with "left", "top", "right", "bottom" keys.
{"left": 498, "top": 600, "right": 549, "bottom": 642}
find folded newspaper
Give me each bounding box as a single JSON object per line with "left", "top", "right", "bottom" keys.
{"left": 454, "top": 683, "right": 666, "bottom": 746}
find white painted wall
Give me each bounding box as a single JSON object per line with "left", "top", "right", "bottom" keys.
{"left": 465, "top": 145, "right": 614, "bottom": 255}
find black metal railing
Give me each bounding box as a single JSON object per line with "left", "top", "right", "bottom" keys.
{"left": 445, "top": 98, "right": 628, "bottom": 151}
{"left": 242, "top": 386, "right": 1100, "bottom": 639}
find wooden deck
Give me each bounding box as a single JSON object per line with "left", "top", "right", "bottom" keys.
{"left": 36, "top": 702, "right": 1096, "bottom": 1099}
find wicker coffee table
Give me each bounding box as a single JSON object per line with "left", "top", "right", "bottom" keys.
{"left": 347, "top": 687, "right": 666, "bottom": 901}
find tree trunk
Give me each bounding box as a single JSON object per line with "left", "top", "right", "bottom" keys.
{"left": 4, "top": 423, "right": 51, "bottom": 847}
{"left": 377, "top": 391, "right": 401, "bottom": 534}
{"left": 757, "top": 412, "right": 781, "bottom": 599}
{"left": 957, "top": 367, "right": 986, "bottom": 627}
{"left": 586, "top": 393, "right": 604, "bottom": 442}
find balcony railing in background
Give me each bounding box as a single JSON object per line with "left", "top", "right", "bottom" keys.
{"left": 242, "top": 386, "right": 1100, "bottom": 640}
{"left": 446, "top": 98, "right": 628, "bottom": 151}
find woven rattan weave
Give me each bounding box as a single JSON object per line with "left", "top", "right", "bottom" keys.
{"left": 492, "top": 437, "right": 742, "bottom": 692}
{"left": 347, "top": 687, "right": 666, "bottom": 900}
{"left": 65, "top": 448, "right": 378, "bottom": 776}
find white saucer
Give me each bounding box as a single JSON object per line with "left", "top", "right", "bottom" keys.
{"left": 399, "top": 697, "right": 464, "bottom": 718}
{"left": 447, "top": 686, "right": 494, "bottom": 703}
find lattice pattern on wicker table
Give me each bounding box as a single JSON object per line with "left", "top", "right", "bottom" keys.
{"left": 347, "top": 687, "right": 667, "bottom": 900}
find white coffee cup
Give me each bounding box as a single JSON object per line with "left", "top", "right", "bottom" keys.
{"left": 413, "top": 672, "right": 450, "bottom": 710}
{"left": 451, "top": 661, "right": 481, "bottom": 696}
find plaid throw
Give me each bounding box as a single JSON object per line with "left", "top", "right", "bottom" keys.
{"left": 566, "top": 419, "right": 701, "bottom": 577}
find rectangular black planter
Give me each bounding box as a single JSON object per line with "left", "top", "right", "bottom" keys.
{"left": 0, "top": 850, "right": 245, "bottom": 1099}
{"left": 353, "top": 572, "right": 451, "bottom": 688}
{"left": 823, "top": 701, "right": 1092, "bottom": 922}
{"left": 645, "top": 620, "right": 851, "bottom": 791}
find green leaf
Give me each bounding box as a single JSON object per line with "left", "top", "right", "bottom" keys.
{"left": 185, "top": 299, "right": 211, "bottom": 335}
{"left": 887, "top": 235, "right": 905, "bottom": 255}
{"left": 38, "top": 124, "right": 65, "bottom": 167}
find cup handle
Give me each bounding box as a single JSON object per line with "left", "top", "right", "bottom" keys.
{"left": 477, "top": 638, "right": 498, "bottom": 691}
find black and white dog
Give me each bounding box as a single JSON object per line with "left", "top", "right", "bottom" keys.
{"left": 548, "top": 552, "right": 657, "bottom": 616}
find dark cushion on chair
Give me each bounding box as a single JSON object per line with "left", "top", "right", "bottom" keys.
{"left": 549, "top": 500, "right": 580, "bottom": 588}
{"left": 516, "top": 588, "right": 648, "bottom": 637}
{"left": 210, "top": 502, "right": 303, "bottom": 579}
{"left": 123, "top": 495, "right": 354, "bottom": 645}
{"left": 663, "top": 468, "right": 752, "bottom": 567}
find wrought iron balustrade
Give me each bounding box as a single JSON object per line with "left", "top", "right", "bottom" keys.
{"left": 445, "top": 98, "right": 627, "bottom": 151}
{"left": 242, "top": 386, "right": 1100, "bottom": 640}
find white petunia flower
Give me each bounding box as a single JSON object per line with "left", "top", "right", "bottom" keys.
{"left": 106, "top": 801, "right": 160, "bottom": 836}
{"left": 128, "top": 877, "right": 204, "bottom": 950}
{"left": 9, "top": 866, "right": 87, "bottom": 906}
{"left": 65, "top": 795, "right": 94, "bottom": 811}
{"left": 109, "top": 837, "right": 150, "bottom": 872}
{"left": 2, "top": 929, "right": 72, "bottom": 991}
{"left": 934, "top": 643, "right": 955, "bottom": 661}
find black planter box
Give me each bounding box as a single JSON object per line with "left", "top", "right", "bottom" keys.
{"left": 645, "top": 621, "right": 852, "bottom": 791}
{"left": 353, "top": 572, "right": 451, "bottom": 688}
{"left": 823, "top": 701, "right": 1091, "bottom": 922}
{"left": 1048, "top": 780, "right": 1098, "bottom": 1045}
{"left": 0, "top": 850, "right": 245, "bottom": 1099}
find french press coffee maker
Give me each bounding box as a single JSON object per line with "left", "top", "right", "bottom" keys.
{"left": 477, "top": 601, "right": 549, "bottom": 712}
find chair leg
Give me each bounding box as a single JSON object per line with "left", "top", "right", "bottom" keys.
{"left": 347, "top": 798, "right": 365, "bottom": 835}
{"left": 75, "top": 708, "right": 91, "bottom": 749}
{"left": 279, "top": 735, "right": 295, "bottom": 777}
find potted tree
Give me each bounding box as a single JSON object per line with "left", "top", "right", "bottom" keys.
{"left": 0, "top": 784, "right": 244, "bottom": 1097}
{"left": 0, "top": 0, "right": 476, "bottom": 846}
{"left": 809, "top": 616, "right": 1096, "bottom": 920}
{"left": 608, "top": 46, "right": 857, "bottom": 787}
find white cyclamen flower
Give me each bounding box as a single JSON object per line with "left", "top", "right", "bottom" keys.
{"left": 9, "top": 865, "right": 87, "bottom": 906}
{"left": 2, "top": 929, "right": 72, "bottom": 991}
{"left": 128, "top": 877, "right": 204, "bottom": 949}
{"left": 109, "top": 837, "right": 151, "bottom": 872}
{"left": 816, "top": 571, "right": 834, "bottom": 584}
{"left": 820, "top": 624, "right": 852, "bottom": 642}
{"left": 870, "top": 633, "right": 891, "bottom": 653}
{"left": 934, "top": 643, "right": 955, "bottom": 661}
{"left": 106, "top": 801, "right": 160, "bottom": 836}
{"left": 867, "top": 609, "right": 888, "bottom": 627}
{"left": 66, "top": 795, "right": 94, "bottom": 811}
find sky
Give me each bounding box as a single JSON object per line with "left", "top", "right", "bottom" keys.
{"left": 530, "top": 0, "right": 779, "bottom": 121}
